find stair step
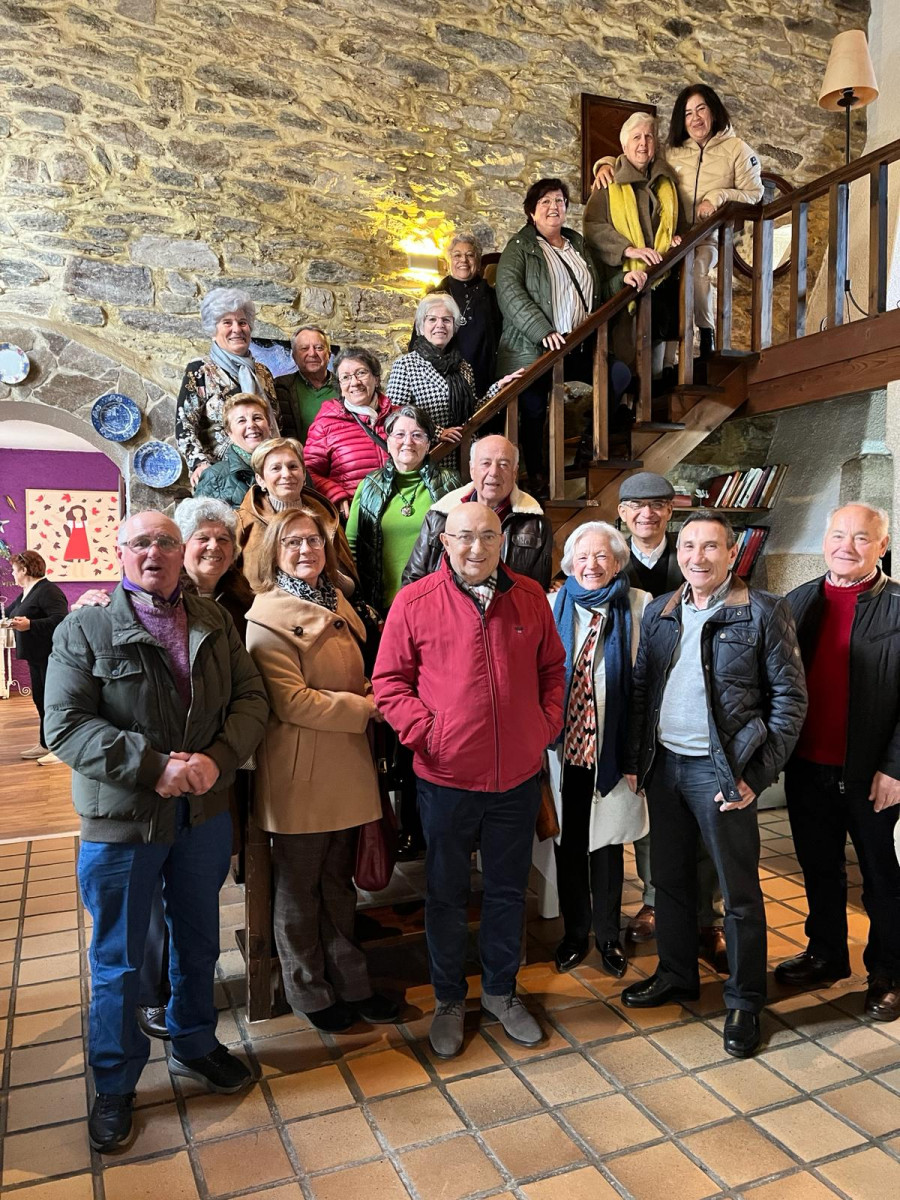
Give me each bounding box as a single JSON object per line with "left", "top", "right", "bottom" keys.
{"left": 565, "top": 458, "right": 643, "bottom": 478}
{"left": 633, "top": 420, "right": 686, "bottom": 432}
{"left": 669, "top": 383, "right": 725, "bottom": 396}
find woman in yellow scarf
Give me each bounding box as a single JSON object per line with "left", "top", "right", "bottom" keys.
{"left": 584, "top": 112, "right": 687, "bottom": 386}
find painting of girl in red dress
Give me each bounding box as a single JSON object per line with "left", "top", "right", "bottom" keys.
{"left": 63, "top": 505, "right": 91, "bottom": 562}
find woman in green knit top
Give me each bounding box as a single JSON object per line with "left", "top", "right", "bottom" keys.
{"left": 347, "top": 405, "right": 459, "bottom": 615}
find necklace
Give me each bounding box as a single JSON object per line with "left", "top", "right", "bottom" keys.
{"left": 456, "top": 286, "right": 474, "bottom": 327}
{"left": 397, "top": 477, "right": 424, "bottom": 517}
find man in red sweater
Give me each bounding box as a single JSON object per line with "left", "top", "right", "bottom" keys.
{"left": 777, "top": 504, "right": 900, "bottom": 1020}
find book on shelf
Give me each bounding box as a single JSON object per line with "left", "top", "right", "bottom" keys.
{"left": 698, "top": 464, "right": 788, "bottom": 510}
{"left": 733, "top": 526, "right": 770, "bottom": 578}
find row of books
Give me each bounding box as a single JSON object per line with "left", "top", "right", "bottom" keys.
{"left": 701, "top": 464, "right": 789, "bottom": 510}
{"left": 733, "top": 526, "right": 770, "bottom": 579}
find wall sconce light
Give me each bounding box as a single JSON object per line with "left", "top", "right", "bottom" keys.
{"left": 399, "top": 235, "right": 444, "bottom": 286}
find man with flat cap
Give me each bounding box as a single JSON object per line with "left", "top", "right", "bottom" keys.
{"left": 618, "top": 471, "right": 726, "bottom": 970}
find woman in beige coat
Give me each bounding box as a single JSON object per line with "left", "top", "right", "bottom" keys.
{"left": 245, "top": 506, "right": 400, "bottom": 1032}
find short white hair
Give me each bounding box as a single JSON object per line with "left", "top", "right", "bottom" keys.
{"left": 414, "top": 292, "right": 462, "bottom": 335}
{"left": 827, "top": 502, "right": 890, "bottom": 541}
{"left": 619, "top": 111, "right": 658, "bottom": 151}
{"left": 174, "top": 497, "right": 237, "bottom": 544}
{"left": 200, "top": 287, "right": 256, "bottom": 337}
{"left": 560, "top": 521, "right": 630, "bottom": 576}
{"left": 290, "top": 324, "right": 330, "bottom": 350}
{"left": 117, "top": 510, "right": 182, "bottom": 546}
{"left": 448, "top": 232, "right": 483, "bottom": 264}
{"left": 469, "top": 434, "right": 520, "bottom": 470}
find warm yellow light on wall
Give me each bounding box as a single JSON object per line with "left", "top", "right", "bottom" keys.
{"left": 399, "top": 234, "right": 444, "bottom": 286}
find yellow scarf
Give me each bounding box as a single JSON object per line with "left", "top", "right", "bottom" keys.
{"left": 608, "top": 175, "right": 678, "bottom": 285}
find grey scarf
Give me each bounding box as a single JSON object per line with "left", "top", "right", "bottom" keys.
{"left": 209, "top": 342, "right": 262, "bottom": 397}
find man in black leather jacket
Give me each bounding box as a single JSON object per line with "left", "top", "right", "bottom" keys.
{"left": 402, "top": 434, "right": 553, "bottom": 590}
{"left": 621, "top": 511, "right": 807, "bottom": 1058}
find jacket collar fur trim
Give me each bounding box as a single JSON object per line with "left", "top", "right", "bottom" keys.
{"left": 429, "top": 482, "right": 544, "bottom": 517}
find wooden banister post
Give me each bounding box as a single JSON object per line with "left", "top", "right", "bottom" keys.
{"left": 549, "top": 358, "right": 565, "bottom": 500}
{"left": 827, "top": 181, "right": 849, "bottom": 328}
{"left": 751, "top": 214, "right": 774, "bottom": 350}
{"left": 716, "top": 225, "right": 733, "bottom": 351}
{"left": 504, "top": 394, "right": 518, "bottom": 446}
{"left": 869, "top": 162, "right": 888, "bottom": 315}
{"left": 789, "top": 201, "right": 809, "bottom": 339}
{"left": 635, "top": 289, "right": 652, "bottom": 423}
{"left": 679, "top": 247, "right": 695, "bottom": 385}
{"left": 459, "top": 431, "right": 472, "bottom": 483}
{"left": 592, "top": 323, "right": 609, "bottom": 463}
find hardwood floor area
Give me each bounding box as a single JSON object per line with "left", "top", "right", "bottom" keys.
{"left": 0, "top": 694, "right": 78, "bottom": 842}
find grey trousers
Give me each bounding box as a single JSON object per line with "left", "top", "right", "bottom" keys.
{"left": 271, "top": 828, "right": 371, "bottom": 1015}
{"left": 633, "top": 831, "right": 724, "bottom": 926}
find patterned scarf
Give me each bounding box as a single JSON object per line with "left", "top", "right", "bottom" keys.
{"left": 553, "top": 572, "right": 632, "bottom": 796}
{"left": 412, "top": 334, "right": 478, "bottom": 426}
{"left": 209, "top": 342, "right": 263, "bottom": 397}
{"left": 276, "top": 569, "right": 338, "bottom": 613}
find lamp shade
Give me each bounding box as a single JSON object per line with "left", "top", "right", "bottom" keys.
{"left": 818, "top": 30, "right": 879, "bottom": 111}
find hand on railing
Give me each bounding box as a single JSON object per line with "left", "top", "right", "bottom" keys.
{"left": 439, "top": 425, "right": 465, "bottom": 445}
{"left": 542, "top": 332, "right": 567, "bottom": 351}
{"left": 626, "top": 245, "right": 664, "bottom": 266}
{"left": 696, "top": 200, "right": 717, "bottom": 220}
{"left": 624, "top": 269, "right": 648, "bottom": 291}
{"left": 496, "top": 368, "right": 526, "bottom": 389}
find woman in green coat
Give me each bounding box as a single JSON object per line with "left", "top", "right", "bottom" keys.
{"left": 194, "top": 393, "right": 272, "bottom": 508}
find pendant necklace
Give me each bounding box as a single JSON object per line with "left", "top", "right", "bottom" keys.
{"left": 398, "top": 479, "right": 423, "bottom": 517}
{"left": 456, "top": 284, "right": 474, "bottom": 327}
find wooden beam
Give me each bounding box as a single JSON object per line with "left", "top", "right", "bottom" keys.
{"left": 869, "top": 162, "right": 888, "bottom": 316}
{"left": 763, "top": 137, "right": 900, "bottom": 218}
{"left": 747, "top": 306, "right": 900, "bottom": 385}
{"left": 549, "top": 358, "right": 565, "bottom": 500}
{"left": 678, "top": 248, "right": 695, "bottom": 385}
{"left": 744, "top": 343, "right": 900, "bottom": 414}
{"left": 826, "top": 182, "right": 849, "bottom": 329}
{"left": 751, "top": 215, "right": 774, "bottom": 350}
{"left": 592, "top": 323, "right": 609, "bottom": 463}
{"left": 716, "top": 225, "right": 733, "bottom": 352}
{"left": 789, "top": 201, "right": 808, "bottom": 339}
{"left": 635, "top": 289, "right": 652, "bottom": 422}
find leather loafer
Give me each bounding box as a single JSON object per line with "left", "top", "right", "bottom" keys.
{"left": 865, "top": 977, "right": 900, "bottom": 1022}
{"left": 89, "top": 1092, "right": 135, "bottom": 1153}
{"left": 137, "top": 1004, "right": 169, "bottom": 1040}
{"left": 626, "top": 904, "right": 656, "bottom": 943}
{"left": 621, "top": 974, "right": 699, "bottom": 1008}
{"left": 699, "top": 926, "right": 729, "bottom": 975}
{"left": 774, "top": 951, "right": 851, "bottom": 989}
{"left": 598, "top": 939, "right": 627, "bottom": 979}
{"left": 554, "top": 938, "right": 589, "bottom": 974}
{"left": 723, "top": 1008, "right": 761, "bottom": 1058}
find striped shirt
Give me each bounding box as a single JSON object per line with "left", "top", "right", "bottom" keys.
{"left": 536, "top": 236, "right": 594, "bottom": 334}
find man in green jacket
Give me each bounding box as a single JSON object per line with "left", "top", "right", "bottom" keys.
{"left": 44, "top": 510, "right": 268, "bottom": 1154}
{"left": 275, "top": 324, "right": 337, "bottom": 438}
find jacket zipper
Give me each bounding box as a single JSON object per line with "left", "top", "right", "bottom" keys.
{"left": 691, "top": 145, "right": 705, "bottom": 223}
{"left": 480, "top": 605, "right": 502, "bottom": 791}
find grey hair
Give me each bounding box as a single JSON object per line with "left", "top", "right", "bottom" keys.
{"left": 332, "top": 345, "right": 382, "bottom": 384}
{"left": 448, "top": 232, "right": 483, "bottom": 264}
{"left": 290, "top": 324, "right": 330, "bottom": 349}
{"left": 173, "top": 497, "right": 237, "bottom": 544}
{"left": 469, "top": 434, "right": 520, "bottom": 470}
{"left": 116, "top": 511, "right": 182, "bottom": 546}
{"left": 200, "top": 287, "right": 257, "bottom": 336}
{"left": 414, "top": 291, "right": 462, "bottom": 335}
{"left": 384, "top": 403, "right": 437, "bottom": 443}
{"left": 619, "top": 111, "right": 658, "bottom": 151}
{"left": 560, "top": 521, "right": 631, "bottom": 576}
{"left": 828, "top": 502, "right": 891, "bottom": 540}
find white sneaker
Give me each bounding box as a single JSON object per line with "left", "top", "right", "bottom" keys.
{"left": 36, "top": 752, "right": 61, "bottom": 765}
{"left": 20, "top": 744, "right": 48, "bottom": 759}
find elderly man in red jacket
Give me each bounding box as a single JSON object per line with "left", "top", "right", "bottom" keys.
{"left": 373, "top": 502, "right": 566, "bottom": 1058}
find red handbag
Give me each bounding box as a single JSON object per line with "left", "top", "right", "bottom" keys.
{"left": 355, "top": 724, "right": 399, "bottom": 892}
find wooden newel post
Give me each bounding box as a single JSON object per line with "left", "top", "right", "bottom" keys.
{"left": 549, "top": 358, "right": 565, "bottom": 501}
{"left": 789, "top": 201, "right": 809, "bottom": 339}
{"left": 635, "top": 289, "right": 652, "bottom": 424}
{"left": 869, "top": 161, "right": 888, "bottom": 316}
{"left": 751, "top": 215, "right": 774, "bottom": 350}
{"left": 592, "top": 322, "right": 609, "bottom": 463}
{"left": 679, "top": 247, "right": 695, "bottom": 385}
{"left": 826, "top": 181, "right": 849, "bottom": 329}
{"left": 716, "top": 224, "right": 733, "bottom": 351}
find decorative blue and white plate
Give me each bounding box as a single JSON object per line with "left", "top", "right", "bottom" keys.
{"left": 0, "top": 343, "right": 30, "bottom": 384}
{"left": 132, "top": 441, "right": 184, "bottom": 488}
{"left": 91, "top": 392, "right": 142, "bottom": 442}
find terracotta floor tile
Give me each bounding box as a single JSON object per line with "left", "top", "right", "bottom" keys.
{"left": 518, "top": 962, "right": 598, "bottom": 1008}
{"left": 765, "top": 1040, "right": 861, "bottom": 1091}
{"left": 134, "top": 1056, "right": 176, "bottom": 1108}
{"left": 609, "top": 996, "right": 692, "bottom": 1029}
{"left": 5, "top": 1075, "right": 87, "bottom": 1131}
{"left": 420, "top": 1031, "right": 504, "bottom": 1078}
{"left": 522, "top": 1165, "right": 621, "bottom": 1200}
{"left": 28, "top": 862, "right": 76, "bottom": 882}
{"left": 819, "top": 1078, "right": 900, "bottom": 1137}
{"left": 370, "top": 1084, "right": 465, "bottom": 1147}
{"left": 24, "top": 893, "right": 76, "bottom": 916}
{"left": 9, "top": 1037, "right": 84, "bottom": 1086}
{"left": 184, "top": 1083, "right": 273, "bottom": 1139}
{"left": 698, "top": 1057, "right": 800, "bottom": 1111}
{"left": 634, "top": 1074, "right": 732, "bottom": 1131}
{"left": 239, "top": 1010, "right": 310, "bottom": 1040}
{"left": 519, "top": 1050, "right": 611, "bottom": 1106}
{"left": 818, "top": 1147, "right": 900, "bottom": 1200}
{"left": 14, "top": 976, "right": 81, "bottom": 1014}
{"left": 233, "top": 1188, "right": 304, "bottom": 1200}
{"left": 742, "top": 1173, "right": 843, "bottom": 1200}
{"left": 682, "top": 1117, "right": 794, "bottom": 1187}
{"left": 486, "top": 1020, "right": 572, "bottom": 1061}
{"left": 2, "top": 1120, "right": 91, "bottom": 1186}
{"left": 607, "top": 1140, "right": 719, "bottom": 1200}
{"left": 447, "top": 1066, "right": 542, "bottom": 1126}
{"left": 754, "top": 1099, "right": 866, "bottom": 1159}
{"left": 11, "top": 1005, "right": 82, "bottom": 1046}
{"left": 820, "top": 1024, "right": 899, "bottom": 1071}
{"left": 118, "top": 1100, "right": 186, "bottom": 1160}
{"left": 26, "top": 877, "right": 76, "bottom": 898}
{"left": 309, "top": 1158, "right": 411, "bottom": 1200}
{"left": 0, "top": 1175, "right": 94, "bottom": 1200}
{"left": 402, "top": 1133, "right": 503, "bottom": 1200}
{"left": 768, "top": 992, "right": 861, "bottom": 1037}
{"left": 287, "top": 1106, "right": 381, "bottom": 1172}
{"left": 552, "top": 999, "right": 632, "bottom": 1043}
{"left": 649, "top": 1020, "right": 731, "bottom": 1069}
{"left": 346, "top": 1044, "right": 430, "bottom": 1097}
{"left": 268, "top": 1062, "right": 355, "bottom": 1120}
{"left": 18, "top": 951, "right": 80, "bottom": 985}
{"left": 878, "top": 1065, "right": 900, "bottom": 1093}
{"left": 19, "top": 909, "right": 78, "bottom": 937}
{"left": 250, "top": 1029, "right": 332, "bottom": 1076}
{"left": 103, "top": 1149, "right": 200, "bottom": 1200}
{"left": 482, "top": 1112, "right": 583, "bottom": 1179}
{"left": 196, "top": 1128, "right": 294, "bottom": 1196}
{"left": 564, "top": 1092, "right": 661, "bottom": 1154}
{"left": 589, "top": 1035, "right": 681, "bottom": 1086}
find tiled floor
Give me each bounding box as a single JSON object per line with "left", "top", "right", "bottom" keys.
{"left": 1, "top": 814, "right": 899, "bottom": 1200}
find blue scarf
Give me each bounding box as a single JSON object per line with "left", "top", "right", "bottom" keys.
{"left": 209, "top": 342, "right": 263, "bottom": 398}
{"left": 553, "top": 572, "right": 632, "bottom": 796}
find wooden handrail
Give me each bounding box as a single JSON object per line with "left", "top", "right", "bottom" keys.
{"left": 762, "top": 135, "right": 900, "bottom": 218}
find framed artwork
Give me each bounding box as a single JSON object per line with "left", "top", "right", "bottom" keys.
{"left": 581, "top": 94, "right": 658, "bottom": 203}
{"left": 25, "top": 488, "right": 121, "bottom": 582}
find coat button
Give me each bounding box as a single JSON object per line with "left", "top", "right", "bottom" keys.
{"left": 334, "top": 619, "right": 344, "bottom": 629}
{"left": 293, "top": 626, "right": 304, "bottom": 636}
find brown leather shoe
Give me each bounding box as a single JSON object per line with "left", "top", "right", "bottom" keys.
{"left": 626, "top": 905, "right": 656, "bottom": 944}
{"left": 865, "top": 977, "right": 900, "bottom": 1022}
{"left": 699, "top": 926, "right": 729, "bottom": 975}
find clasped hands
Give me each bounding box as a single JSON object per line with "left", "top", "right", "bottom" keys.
{"left": 155, "top": 751, "right": 220, "bottom": 798}
{"left": 624, "top": 774, "right": 756, "bottom": 812}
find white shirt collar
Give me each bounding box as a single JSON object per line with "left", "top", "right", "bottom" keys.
{"left": 630, "top": 535, "right": 668, "bottom": 569}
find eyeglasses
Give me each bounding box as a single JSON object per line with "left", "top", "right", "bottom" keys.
{"left": 620, "top": 500, "right": 671, "bottom": 513}
{"left": 388, "top": 431, "right": 428, "bottom": 444}
{"left": 444, "top": 531, "right": 500, "bottom": 548}
{"left": 338, "top": 369, "right": 372, "bottom": 384}
{"left": 122, "top": 535, "right": 182, "bottom": 553}
{"left": 280, "top": 535, "right": 324, "bottom": 551}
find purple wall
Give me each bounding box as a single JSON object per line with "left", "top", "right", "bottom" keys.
{"left": 0, "top": 448, "right": 121, "bottom": 690}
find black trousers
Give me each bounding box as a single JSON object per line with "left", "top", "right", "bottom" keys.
{"left": 785, "top": 758, "right": 900, "bottom": 980}
{"left": 27, "top": 657, "right": 48, "bottom": 748}
{"left": 519, "top": 336, "right": 596, "bottom": 484}
{"left": 647, "top": 747, "right": 767, "bottom": 1012}
{"left": 554, "top": 764, "right": 624, "bottom": 945}
{"left": 138, "top": 877, "right": 170, "bottom": 1007}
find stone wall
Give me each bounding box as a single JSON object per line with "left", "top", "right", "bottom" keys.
{"left": 0, "top": 0, "right": 868, "bottom": 397}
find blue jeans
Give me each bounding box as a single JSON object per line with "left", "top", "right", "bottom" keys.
{"left": 78, "top": 805, "right": 232, "bottom": 1093}
{"left": 647, "top": 748, "right": 767, "bottom": 1012}
{"left": 417, "top": 775, "right": 541, "bottom": 1002}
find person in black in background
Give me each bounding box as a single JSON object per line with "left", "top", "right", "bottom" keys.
{"left": 7, "top": 549, "right": 68, "bottom": 763}
{"left": 619, "top": 473, "right": 682, "bottom": 600}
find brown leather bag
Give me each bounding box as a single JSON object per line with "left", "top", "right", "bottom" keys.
{"left": 535, "top": 753, "right": 560, "bottom": 841}
{"left": 355, "top": 723, "right": 399, "bottom": 892}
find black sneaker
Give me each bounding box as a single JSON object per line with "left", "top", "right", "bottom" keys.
{"left": 89, "top": 1092, "right": 135, "bottom": 1153}
{"left": 168, "top": 1045, "right": 252, "bottom": 1094}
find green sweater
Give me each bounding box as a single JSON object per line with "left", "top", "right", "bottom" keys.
{"left": 275, "top": 371, "right": 337, "bottom": 438}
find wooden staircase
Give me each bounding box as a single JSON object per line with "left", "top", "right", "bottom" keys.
{"left": 430, "top": 137, "right": 900, "bottom": 554}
